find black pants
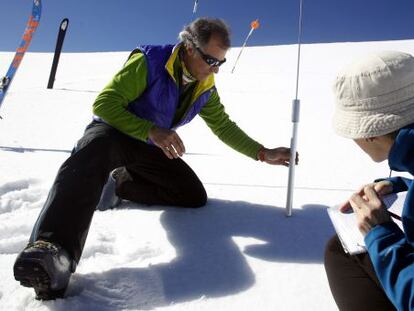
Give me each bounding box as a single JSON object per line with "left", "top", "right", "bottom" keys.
{"left": 30, "top": 121, "right": 207, "bottom": 263}
{"left": 324, "top": 235, "right": 396, "bottom": 311}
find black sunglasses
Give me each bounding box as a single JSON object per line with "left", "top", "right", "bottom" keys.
{"left": 194, "top": 45, "right": 226, "bottom": 67}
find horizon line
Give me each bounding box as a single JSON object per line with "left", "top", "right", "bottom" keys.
{"left": 1, "top": 38, "right": 414, "bottom": 53}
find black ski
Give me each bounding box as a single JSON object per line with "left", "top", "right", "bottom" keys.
{"left": 47, "top": 18, "right": 69, "bottom": 89}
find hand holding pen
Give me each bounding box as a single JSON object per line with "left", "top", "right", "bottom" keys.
{"left": 339, "top": 180, "right": 399, "bottom": 236}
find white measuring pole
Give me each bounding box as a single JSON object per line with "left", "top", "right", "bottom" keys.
{"left": 286, "top": 0, "right": 304, "bottom": 216}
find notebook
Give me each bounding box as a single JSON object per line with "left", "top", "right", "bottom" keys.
{"left": 327, "top": 192, "right": 406, "bottom": 255}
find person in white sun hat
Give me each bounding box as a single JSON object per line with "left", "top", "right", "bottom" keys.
{"left": 325, "top": 50, "right": 414, "bottom": 311}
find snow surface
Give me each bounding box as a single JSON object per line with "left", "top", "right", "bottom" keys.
{"left": 1, "top": 39, "right": 413, "bottom": 310}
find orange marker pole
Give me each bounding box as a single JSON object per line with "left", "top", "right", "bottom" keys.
{"left": 231, "top": 19, "right": 260, "bottom": 73}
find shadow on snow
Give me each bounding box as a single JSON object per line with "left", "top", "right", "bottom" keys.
{"left": 57, "top": 199, "right": 334, "bottom": 310}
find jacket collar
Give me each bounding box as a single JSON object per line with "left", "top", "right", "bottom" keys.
{"left": 164, "top": 43, "right": 215, "bottom": 98}
{"left": 388, "top": 123, "right": 414, "bottom": 174}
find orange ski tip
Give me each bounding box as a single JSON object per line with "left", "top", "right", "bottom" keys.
{"left": 251, "top": 19, "right": 260, "bottom": 30}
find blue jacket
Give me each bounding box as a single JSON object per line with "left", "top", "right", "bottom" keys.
{"left": 365, "top": 123, "right": 414, "bottom": 311}
{"left": 127, "top": 44, "right": 215, "bottom": 130}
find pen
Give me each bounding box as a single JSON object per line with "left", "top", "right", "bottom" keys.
{"left": 387, "top": 210, "right": 402, "bottom": 221}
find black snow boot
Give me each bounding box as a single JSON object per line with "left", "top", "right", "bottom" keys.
{"left": 13, "top": 240, "right": 74, "bottom": 300}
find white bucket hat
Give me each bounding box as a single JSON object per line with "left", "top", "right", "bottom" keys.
{"left": 333, "top": 50, "right": 414, "bottom": 138}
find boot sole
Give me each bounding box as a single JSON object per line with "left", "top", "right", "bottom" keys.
{"left": 14, "top": 258, "right": 65, "bottom": 300}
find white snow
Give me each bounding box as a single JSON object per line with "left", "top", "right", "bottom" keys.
{"left": 1, "top": 39, "right": 413, "bottom": 310}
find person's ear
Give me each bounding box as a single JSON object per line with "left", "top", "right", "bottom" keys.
{"left": 185, "top": 43, "right": 195, "bottom": 56}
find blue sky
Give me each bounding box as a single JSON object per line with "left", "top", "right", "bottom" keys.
{"left": 1, "top": 0, "right": 414, "bottom": 52}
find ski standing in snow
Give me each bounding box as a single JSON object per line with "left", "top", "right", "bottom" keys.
{"left": 0, "top": 0, "right": 42, "bottom": 114}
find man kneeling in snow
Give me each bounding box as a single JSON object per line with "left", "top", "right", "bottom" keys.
{"left": 13, "top": 17, "right": 297, "bottom": 300}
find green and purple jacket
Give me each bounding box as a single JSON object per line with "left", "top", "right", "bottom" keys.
{"left": 92, "top": 43, "right": 262, "bottom": 159}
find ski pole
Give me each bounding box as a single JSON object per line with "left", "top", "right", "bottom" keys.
{"left": 286, "top": 0, "right": 304, "bottom": 217}
{"left": 231, "top": 19, "right": 260, "bottom": 74}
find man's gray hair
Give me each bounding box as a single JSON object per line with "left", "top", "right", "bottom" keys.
{"left": 179, "top": 17, "right": 231, "bottom": 50}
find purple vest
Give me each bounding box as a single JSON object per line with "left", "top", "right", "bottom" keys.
{"left": 127, "top": 44, "right": 214, "bottom": 131}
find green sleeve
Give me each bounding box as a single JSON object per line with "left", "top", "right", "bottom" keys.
{"left": 92, "top": 52, "right": 154, "bottom": 141}
{"left": 199, "top": 90, "right": 262, "bottom": 160}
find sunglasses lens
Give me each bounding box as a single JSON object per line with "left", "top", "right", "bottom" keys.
{"left": 207, "top": 57, "right": 226, "bottom": 67}
{"left": 195, "top": 46, "right": 225, "bottom": 67}
{"left": 206, "top": 58, "right": 217, "bottom": 66}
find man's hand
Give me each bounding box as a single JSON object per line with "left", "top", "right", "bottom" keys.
{"left": 339, "top": 180, "right": 393, "bottom": 212}
{"left": 348, "top": 185, "right": 391, "bottom": 236}
{"left": 258, "top": 147, "right": 299, "bottom": 166}
{"left": 148, "top": 126, "right": 186, "bottom": 159}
